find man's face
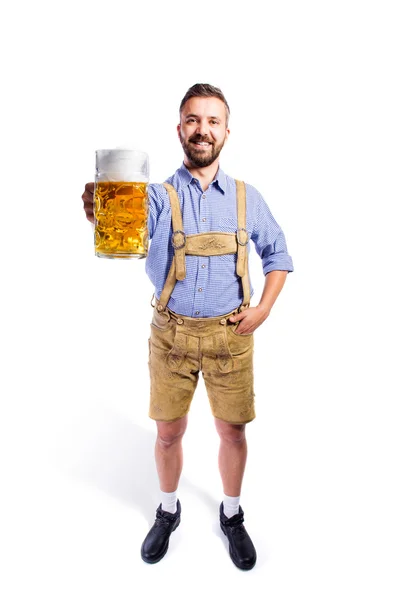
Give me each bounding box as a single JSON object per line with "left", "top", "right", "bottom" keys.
{"left": 177, "top": 97, "right": 230, "bottom": 168}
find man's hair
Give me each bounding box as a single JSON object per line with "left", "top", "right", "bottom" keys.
{"left": 179, "top": 83, "right": 230, "bottom": 125}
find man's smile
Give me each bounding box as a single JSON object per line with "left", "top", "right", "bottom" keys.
{"left": 190, "top": 139, "right": 213, "bottom": 150}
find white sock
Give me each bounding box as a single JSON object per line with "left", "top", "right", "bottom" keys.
{"left": 160, "top": 490, "right": 178, "bottom": 514}
{"left": 223, "top": 494, "right": 240, "bottom": 519}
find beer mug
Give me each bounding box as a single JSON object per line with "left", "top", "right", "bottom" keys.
{"left": 94, "top": 148, "right": 149, "bottom": 259}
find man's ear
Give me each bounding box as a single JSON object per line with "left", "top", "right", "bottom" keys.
{"left": 177, "top": 124, "right": 181, "bottom": 138}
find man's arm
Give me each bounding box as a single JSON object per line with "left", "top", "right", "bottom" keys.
{"left": 229, "top": 184, "right": 293, "bottom": 334}
{"left": 229, "top": 270, "right": 288, "bottom": 334}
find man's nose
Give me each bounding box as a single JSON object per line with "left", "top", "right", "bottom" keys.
{"left": 196, "top": 120, "right": 209, "bottom": 136}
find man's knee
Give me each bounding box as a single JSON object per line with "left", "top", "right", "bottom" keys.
{"left": 156, "top": 415, "right": 188, "bottom": 447}
{"left": 215, "top": 417, "right": 246, "bottom": 444}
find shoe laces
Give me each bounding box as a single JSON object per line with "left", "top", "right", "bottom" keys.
{"left": 154, "top": 507, "right": 177, "bottom": 531}
{"left": 225, "top": 514, "right": 247, "bottom": 539}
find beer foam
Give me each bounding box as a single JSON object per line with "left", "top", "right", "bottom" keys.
{"left": 95, "top": 148, "right": 149, "bottom": 182}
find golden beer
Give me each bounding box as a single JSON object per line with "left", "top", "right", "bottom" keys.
{"left": 94, "top": 180, "right": 148, "bottom": 258}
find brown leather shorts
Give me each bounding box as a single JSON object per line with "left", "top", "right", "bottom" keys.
{"left": 148, "top": 305, "right": 255, "bottom": 424}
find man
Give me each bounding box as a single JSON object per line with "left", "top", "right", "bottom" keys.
{"left": 82, "top": 83, "right": 294, "bottom": 571}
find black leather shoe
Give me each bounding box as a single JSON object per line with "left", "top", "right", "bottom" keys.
{"left": 141, "top": 500, "right": 181, "bottom": 564}
{"left": 220, "top": 502, "right": 257, "bottom": 570}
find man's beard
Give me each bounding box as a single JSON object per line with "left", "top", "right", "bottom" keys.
{"left": 179, "top": 133, "right": 225, "bottom": 168}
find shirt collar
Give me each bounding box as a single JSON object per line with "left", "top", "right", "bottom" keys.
{"left": 177, "top": 163, "right": 227, "bottom": 194}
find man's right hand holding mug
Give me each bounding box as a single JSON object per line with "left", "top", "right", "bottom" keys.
{"left": 82, "top": 182, "right": 95, "bottom": 224}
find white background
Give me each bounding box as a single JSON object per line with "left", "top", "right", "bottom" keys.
{"left": 1, "top": 1, "right": 399, "bottom": 598}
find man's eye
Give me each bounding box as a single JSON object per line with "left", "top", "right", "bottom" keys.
{"left": 187, "top": 118, "right": 196, "bottom": 123}
{"left": 210, "top": 120, "right": 219, "bottom": 125}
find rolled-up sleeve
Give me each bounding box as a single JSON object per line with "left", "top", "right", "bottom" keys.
{"left": 250, "top": 186, "right": 294, "bottom": 275}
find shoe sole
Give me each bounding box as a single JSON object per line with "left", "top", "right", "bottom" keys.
{"left": 141, "top": 517, "right": 181, "bottom": 564}
{"left": 220, "top": 523, "right": 257, "bottom": 571}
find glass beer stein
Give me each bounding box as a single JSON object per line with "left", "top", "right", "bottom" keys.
{"left": 94, "top": 148, "right": 149, "bottom": 259}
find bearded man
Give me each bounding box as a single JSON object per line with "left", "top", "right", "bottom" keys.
{"left": 82, "top": 83, "right": 294, "bottom": 570}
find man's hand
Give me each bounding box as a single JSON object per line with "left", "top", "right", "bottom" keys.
{"left": 229, "top": 306, "right": 270, "bottom": 335}
{"left": 82, "top": 182, "right": 95, "bottom": 224}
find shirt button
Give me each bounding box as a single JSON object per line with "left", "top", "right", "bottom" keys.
{"left": 201, "top": 264, "right": 206, "bottom": 268}
{"left": 198, "top": 288, "right": 202, "bottom": 292}
{"left": 195, "top": 311, "right": 200, "bottom": 315}
{"left": 202, "top": 218, "right": 206, "bottom": 222}
{"left": 202, "top": 194, "right": 206, "bottom": 199}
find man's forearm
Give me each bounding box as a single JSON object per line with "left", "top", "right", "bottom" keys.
{"left": 257, "top": 270, "right": 288, "bottom": 316}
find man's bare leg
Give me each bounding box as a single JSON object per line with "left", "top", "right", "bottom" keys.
{"left": 215, "top": 416, "right": 256, "bottom": 570}
{"left": 214, "top": 417, "right": 247, "bottom": 497}
{"left": 141, "top": 415, "right": 187, "bottom": 563}
{"left": 155, "top": 415, "right": 188, "bottom": 493}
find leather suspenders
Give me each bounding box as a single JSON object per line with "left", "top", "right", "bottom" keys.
{"left": 156, "top": 180, "right": 250, "bottom": 313}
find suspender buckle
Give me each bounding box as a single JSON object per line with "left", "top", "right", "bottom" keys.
{"left": 236, "top": 228, "right": 249, "bottom": 246}
{"left": 171, "top": 230, "right": 186, "bottom": 250}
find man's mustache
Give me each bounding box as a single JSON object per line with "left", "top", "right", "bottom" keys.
{"left": 189, "top": 135, "right": 213, "bottom": 144}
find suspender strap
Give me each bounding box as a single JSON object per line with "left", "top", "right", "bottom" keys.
{"left": 157, "top": 257, "right": 178, "bottom": 312}
{"left": 235, "top": 180, "right": 250, "bottom": 311}
{"left": 235, "top": 180, "right": 247, "bottom": 278}
{"left": 163, "top": 183, "right": 186, "bottom": 281}
{"left": 240, "top": 259, "right": 251, "bottom": 311}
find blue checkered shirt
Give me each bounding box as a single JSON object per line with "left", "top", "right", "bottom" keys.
{"left": 146, "top": 164, "right": 293, "bottom": 317}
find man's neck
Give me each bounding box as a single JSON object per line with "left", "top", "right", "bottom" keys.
{"left": 183, "top": 159, "right": 219, "bottom": 191}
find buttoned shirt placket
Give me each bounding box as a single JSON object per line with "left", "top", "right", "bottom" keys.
{"left": 193, "top": 185, "right": 210, "bottom": 316}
